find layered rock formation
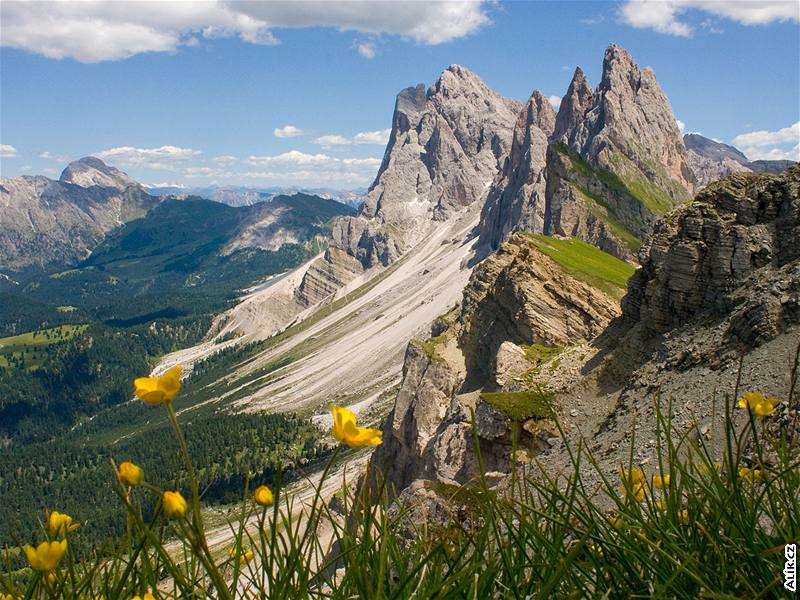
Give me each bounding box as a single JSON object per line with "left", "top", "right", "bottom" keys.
{"left": 684, "top": 133, "right": 797, "bottom": 188}
{"left": 370, "top": 233, "right": 625, "bottom": 492}
{"left": 622, "top": 165, "right": 799, "bottom": 341}
{"left": 0, "top": 157, "right": 158, "bottom": 271}
{"left": 374, "top": 166, "right": 799, "bottom": 507}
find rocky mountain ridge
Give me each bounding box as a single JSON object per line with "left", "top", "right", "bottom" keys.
{"left": 684, "top": 132, "right": 797, "bottom": 188}
{"left": 371, "top": 165, "right": 799, "bottom": 505}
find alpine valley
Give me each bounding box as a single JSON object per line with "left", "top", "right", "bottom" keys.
{"left": 0, "top": 43, "right": 797, "bottom": 589}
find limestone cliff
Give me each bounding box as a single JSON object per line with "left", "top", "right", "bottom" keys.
{"left": 544, "top": 44, "right": 694, "bottom": 260}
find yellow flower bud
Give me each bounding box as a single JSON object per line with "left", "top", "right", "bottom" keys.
{"left": 48, "top": 511, "right": 79, "bottom": 536}
{"left": 737, "top": 391, "right": 779, "bottom": 417}
{"left": 118, "top": 461, "right": 144, "bottom": 486}
{"left": 162, "top": 491, "right": 187, "bottom": 518}
{"left": 738, "top": 466, "right": 762, "bottom": 481}
{"left": 134, "top": 365, "right": 182, "bottom": 405}
{"left": 23, "top": 539, "right": 67, "bottom": 571}
{"left": 253, "top": 485, "right": 274, "bottom": 507}
{"left": 229, "top": 547, "right": 255, "bottom": 565}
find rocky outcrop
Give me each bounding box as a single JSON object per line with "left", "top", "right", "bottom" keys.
{"left": 684, "top": 133, "right": 797, "bottom": 188}
{"left": 371, "top": 233, "right": 624, "bottom": 494}
{"left": 622, "top": 165, "right": 800, "bottom": 340}
{"left": 0, "top": 158, "right": 157, "bottom": 271}
{"left": 478, "top": 91, "right": 555, "bottom": 249}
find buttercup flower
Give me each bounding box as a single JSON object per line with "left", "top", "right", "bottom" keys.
{"left": 24, "top": 540, "right": 67, "bottom": 571}
{"left": 330, "top": 404, "right": 382, "bottom": 448}
{"left": 737, "top": 391, "right": 779, "bottom": 417}
{"left": 677, "top": 509, "right": 689, "bottom": 524}
{"left": 48, "top": 511, "right": 79, "bottom": 536}
{"left": 652, "top": 474, "right": 670, "bottom": 489}
{"left": 254, "top": 485, "right": 274, "bottom": 507}
{"left": 229, "top": 547, "right": 255, "bottom": 565}
{"left": 134, "top": 365, "right": 182, "bottom": 405}
{"left": 738, "top": 466, "right": 762, "bottom": 481}
{"left": 132, "top": 593, "right": 155, "bottom": 600}
{"left": 118, "top": 461, "right": 144, "bottom": 486}
{"left": 162, "top": 491, "right": 187, "bottom": 518}
{"left": 618, "top": 466, "right": 647, "bottom": 502}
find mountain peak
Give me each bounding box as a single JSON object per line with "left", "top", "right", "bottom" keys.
{"left": 60, "top": 156, "right": 137, "bottom": 190}
{"left": 553, "top": 65, "right": 595, "bottom": 143}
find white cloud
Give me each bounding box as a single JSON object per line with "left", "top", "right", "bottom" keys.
{"left": 273, "top": 125, "right": 304, "bottom": 138}
{"left": 733, "top": 122, "right": 800, "bottom": 161}
{"left": 619, "top": 1, "right": 798, "bottom": 37}
{"left": 183, "top": 166, "right": 230, "bottom": 178}
{"left": 313, "top": 135, "right": 353, "bottom": 148}
{"left": 676, "top": 119, "right": 686, "bottom": 133}
{"left": 357, "top": 41, "right": 376, "bottom": 59}
{"left": 313, "top": 129, "right": 391, "bottom": 148}
{"left": 353, "top": 129, "right": 391, "bottom": 145}
{"left": 242, "top": 150, "right": 381, "bottom": 186}
{"left": 1, "top": 1, "right": 491, "bottom": 63}
{"left": 548, "top": 95, "right": 561, "bottom": 111}
{"left": 1, "top": 144, "right": 18, "bottom": 157}
{"left": 96, "top": 145, "right": 201, "bottom": 170}
{"left": 211, "top": 155, "right": 238, "bottom": 165}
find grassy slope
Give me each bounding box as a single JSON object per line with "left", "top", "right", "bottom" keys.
{"left": 524, "top": 234, "right": 636, "bottom": 298}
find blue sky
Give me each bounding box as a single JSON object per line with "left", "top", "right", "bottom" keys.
{"left": 1, "top": 0, "right": 798, "bottom": 189}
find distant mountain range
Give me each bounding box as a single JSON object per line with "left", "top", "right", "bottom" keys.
{"left": 683, "top": 132, "right": 795, "bottom": 187}
{"left": 0, "top": 157, "right": 358, "bottom": 273}
{"left": 144, "top": 183, "right": 366, "bottom": 209}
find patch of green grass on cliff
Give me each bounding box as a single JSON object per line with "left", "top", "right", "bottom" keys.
{"left": 525, "top": 234, "right": 636, "bottom": 298}
{"left": 413, "top": 337, "right": 446, "bottom": 364}
{"left": 553, "top": 142, "right": 676, "bottom": 217}
{"left": 522, "top": 343, "right": 563, "bottom": 365}
{"left": 480, "top": 390, "right": 554, "bottom": 421}
{"left": 572, "top": 185, "right": 642, "bottom": 253}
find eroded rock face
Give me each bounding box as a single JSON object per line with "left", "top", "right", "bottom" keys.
{"left": 544, "top": 45, "right": 694, "bottom": 261}
{"left": 622, "top": 166, "right": 800, "bottom": 339}
{"left": 478, "top": 91, "right": 555, "bottom": 249}
{"left": 371, "top": 233, "right": 623, "bottom": 495}
{"left": 339, "top": 65, "right": 522, "bottom": 268}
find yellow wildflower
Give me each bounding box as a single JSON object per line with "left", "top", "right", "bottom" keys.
{"left": 48, "top": 512, "right": 79, "bottom": 536}
{"left": 588, "top": 543, "right": 604, "bottom": 556}
{"left": 118, "top": 461, "right": 144, "bottom": 486}
{"left": 253, "top": 485, "right": 274, "bottom": 507}
{"left": 330, "top": 404, "right": 382, "bottom": 448}
{"left": 607, "top": 514, "right": 623, "bottom": 529}
{"left": 618, "top": 466, "right": 647, "bottom": 502}
{"left": 23, "top": 539, "right": 67, "bottom": 571}
{"left": 132, "top": 593, "right": 156, "bottom": 600}
{"left": 162, "top": 491, "right": 187, "bottom": 518}
{"left": 677, "top": 509, "right": 689, "bottom": 524}
{"left": 738, "top": 466, "right": 762, "bottom": 481}
{"left": 693, "top": 461, "right": 722, "bottom": 476}
{"left": 652, "top": 497, "right": 669, "bottom": 511}
{"left": 737, "top": 391, "right": 779, "bottom": 417}
{"left": 229, "top": 547, "right": 255, "bottom": 565}
{"left": 45, "top": 571, "right": 57, "bottom": 585}
{"left": 134, "top": 365, "right": 182, "bottom": 405}
{"left": 652, "top": 474, "right": 670, "bottom": 489}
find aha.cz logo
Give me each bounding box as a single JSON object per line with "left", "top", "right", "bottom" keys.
{"left": 785, "top": 543, "right": 797, "bottom": 593}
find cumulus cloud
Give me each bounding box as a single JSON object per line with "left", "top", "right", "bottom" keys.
{"left": 619, "top": 0, "right": 798, "bottom": 37}
{"left": 273, "top": 125, "right": 304, "bottom": 138}
{"left": 1, "top": 0, "right": 491, "bottom": 63}
{"left": 211, "top": 155, "right": 238, "bottom": 165}
{"left": 1, "top": 144, "right": 18, "bottom": 157}
{"left": 732, "top": 122, "right": 800, "bottom": 161}
{"left": 548, "top": 95, "right": 561, "bottom": 111}
{"left": 243, "top": 150, "right": 381, "bottom": 186}
{"left": 96, "top": 145, "right": 201, "bottom": 170}
{"left": 313, "top": 129, "right": 391, "bottom": 148}
{"left": 357, "top": 41, "right": 376, "bottom": 59}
